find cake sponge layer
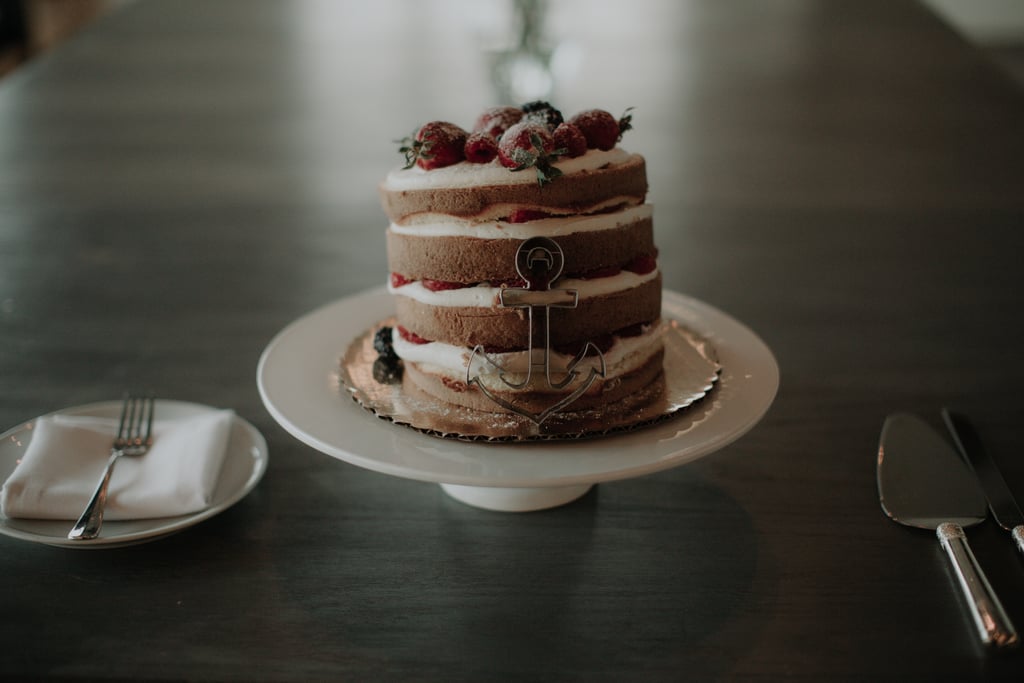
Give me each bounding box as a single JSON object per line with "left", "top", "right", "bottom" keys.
{"left": 380, "top": 155, "right": 647, "bottom": 223}
{"left": 402, "top": 347, "right": 665, "bottom": 414}
{"left": 387, "top": 213, "right": 655, "bottom": 283}
{"left": 393, "top": 274, "right": 662, "bottom": 349}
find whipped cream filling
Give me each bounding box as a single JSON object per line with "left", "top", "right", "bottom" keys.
{"left": 396, "top": 197, "right": 643, "bottom": 226}
{"left": 390, "top": 203, "right": 652, "bottom": 239}
{"left": 383, "top": 148, "right": 635, "bottom": 191}
{"left": 392, "top": 323, "right": 664, "bottom": 390}
{"left": 388, "top": 267, "right": 659, "bottom": 308}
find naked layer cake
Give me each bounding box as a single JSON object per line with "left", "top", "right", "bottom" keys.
{"left": 376, "top": 102, "right": 663, "bottom": 420}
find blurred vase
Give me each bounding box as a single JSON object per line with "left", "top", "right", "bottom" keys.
{"left": 489, "top": 0, "right": 554, "bottom": 103}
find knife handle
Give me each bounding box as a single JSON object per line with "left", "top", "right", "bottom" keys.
{"left": 937, "top": 523, "right": 1018, "bottom": 649}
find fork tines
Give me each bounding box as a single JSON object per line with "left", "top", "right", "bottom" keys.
{"left": 124, "top": 394, "right": 155, "bottom": 451}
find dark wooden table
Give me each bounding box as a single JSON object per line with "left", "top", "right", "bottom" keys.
{"left": 2, "top": 1, "right": 1023, "bottom": 680}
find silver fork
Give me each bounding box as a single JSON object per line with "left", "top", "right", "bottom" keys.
{"left": 68, "top": 394, "right": 155, "bottom": 540}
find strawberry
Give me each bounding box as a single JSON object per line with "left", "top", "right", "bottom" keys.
{"left": 398, "top": 121, "right": 467, "bottom": 170}
{"left": 397, "top": 326, "right": 430, "bottom": 344}
{"left": 507, "top": 209, "right": 551, "bottom": 223}
{"left": 625, "top": 253, "right": 657, "bottom": 275}
{"left": 497, "top": 121, "right": 565, "bottom": 186}
{"left": 552, "top": 123, "right": 587, "bottom": 158}
{"left": 567, "top": 107, "right": 634, "bottom": 151}
{"left": 521, "top": 100, "right": 564, "bottom": 131}
{"left": 464, "top": 132, "right": 499, "bottom": 164}
{"left": 390, "top": 272, "right": 413, "bottom": 288}
{"left": 472, "top": 106, "right": 523, "bottom": 138}
{"left": 421, "top": 278, "right": 466, "bottom": 291}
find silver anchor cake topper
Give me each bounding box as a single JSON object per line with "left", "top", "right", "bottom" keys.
{"left": 467, "top": 236, "right": 606, "bottom": 424}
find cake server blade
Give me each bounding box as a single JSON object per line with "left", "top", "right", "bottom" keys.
{"left": 877, "top": 413, "right": 1018, "bottom": 649}
{"left": 942, "top": 408, "right": 1024, "bottom": 556}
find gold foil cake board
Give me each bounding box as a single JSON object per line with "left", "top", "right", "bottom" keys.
{"left": 339, "top": 319, "right": 721, "bottom": 442}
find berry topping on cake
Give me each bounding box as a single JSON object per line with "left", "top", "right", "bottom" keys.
{"left": 393, "top": 105, "right": 637, "bottom": 182}
{"left": 567, "top": 108, "right": 634, "bottom": 151}
{"left": 397, "top": 326, "right": 430, "bottom": 345}
{"left": 521, "top": 100, "right": 564, "bottom": 131}
{"left": 372, "top": 356, "right": 403, "bottom": 384}
{"left": 625, "top": 253, "right": 658, "bottom": 275}
{"left": 390, "top": 272, "right": 413, "bottom": 288}
{"left": 464, "top": 132, "right": 499, "bottom": 164}
{"left": 399, "top": 121, "right": 467, "bottom": 170}
{"left": 421, "top": 278, "right": 465, "bottom": 292}
{"left": 371, "top": 326, "right": 403, "bottom": 384}
{"left": 552, "top": 123, "right": 587, "bottom": 158}
{"left": 507, "top": 209, "right": 551, "bottom": 223}
{"left": 498, "top": 121, "right": 566, "bottom": 186}
{"left": 373, "top": 326, "right": 397, "bottom": 358}
{"left": 472, "top": 106, "right": 524, "bottom": 139}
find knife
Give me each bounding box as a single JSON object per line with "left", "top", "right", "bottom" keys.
{"left": 877, "top": 413, "right": 1018, "bottom": 649}
{"left": 942, "top": 408, "right": 1024, "bottom": 557}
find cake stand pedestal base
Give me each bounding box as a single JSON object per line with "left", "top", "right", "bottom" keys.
{"left": 440, "top": 483, "right": 593, "bottom": 512}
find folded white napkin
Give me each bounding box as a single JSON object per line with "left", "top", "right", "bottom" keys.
{"left": 1, "top": 410, "right": 234, "bottom": 521}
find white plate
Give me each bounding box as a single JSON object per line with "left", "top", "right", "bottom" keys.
{"left": 257, "top": 287, "right": 778, "bottom": 511}
{"left": 0, "top": 400, "right": 268, "bottom": 548}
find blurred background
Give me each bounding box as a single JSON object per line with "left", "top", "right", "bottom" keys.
{"left": 926, "top": 0, "right": 1024, "bottom": 84}
{"left": 0, "top": 0, "right": 119, "bottom": 76}
{"left": 2, "top": 0, "right": 1023, "bottom": 86}
{"left": 3, "top": 1, "right": 1024, "bottom": 85}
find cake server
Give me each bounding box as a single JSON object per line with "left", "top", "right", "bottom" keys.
{"left": 877, "top": 413, "right": 1018, "bottom": 649}
{"left": 942, "top": 408, "right": 1024, "bottom": 557}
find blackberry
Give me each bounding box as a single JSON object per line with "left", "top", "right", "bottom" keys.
{"left": 520, "top": 100, "right": 563, "bottom": 131}
{"left": 373, "top": 325, "right": 397, "bottom": 358}
{"left": 372, "top": 356, "right": 403, "bottom": 384}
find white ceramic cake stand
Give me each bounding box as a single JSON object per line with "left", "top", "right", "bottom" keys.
{"left": 257, "top": 287, "right": 778, "bottom": 512}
